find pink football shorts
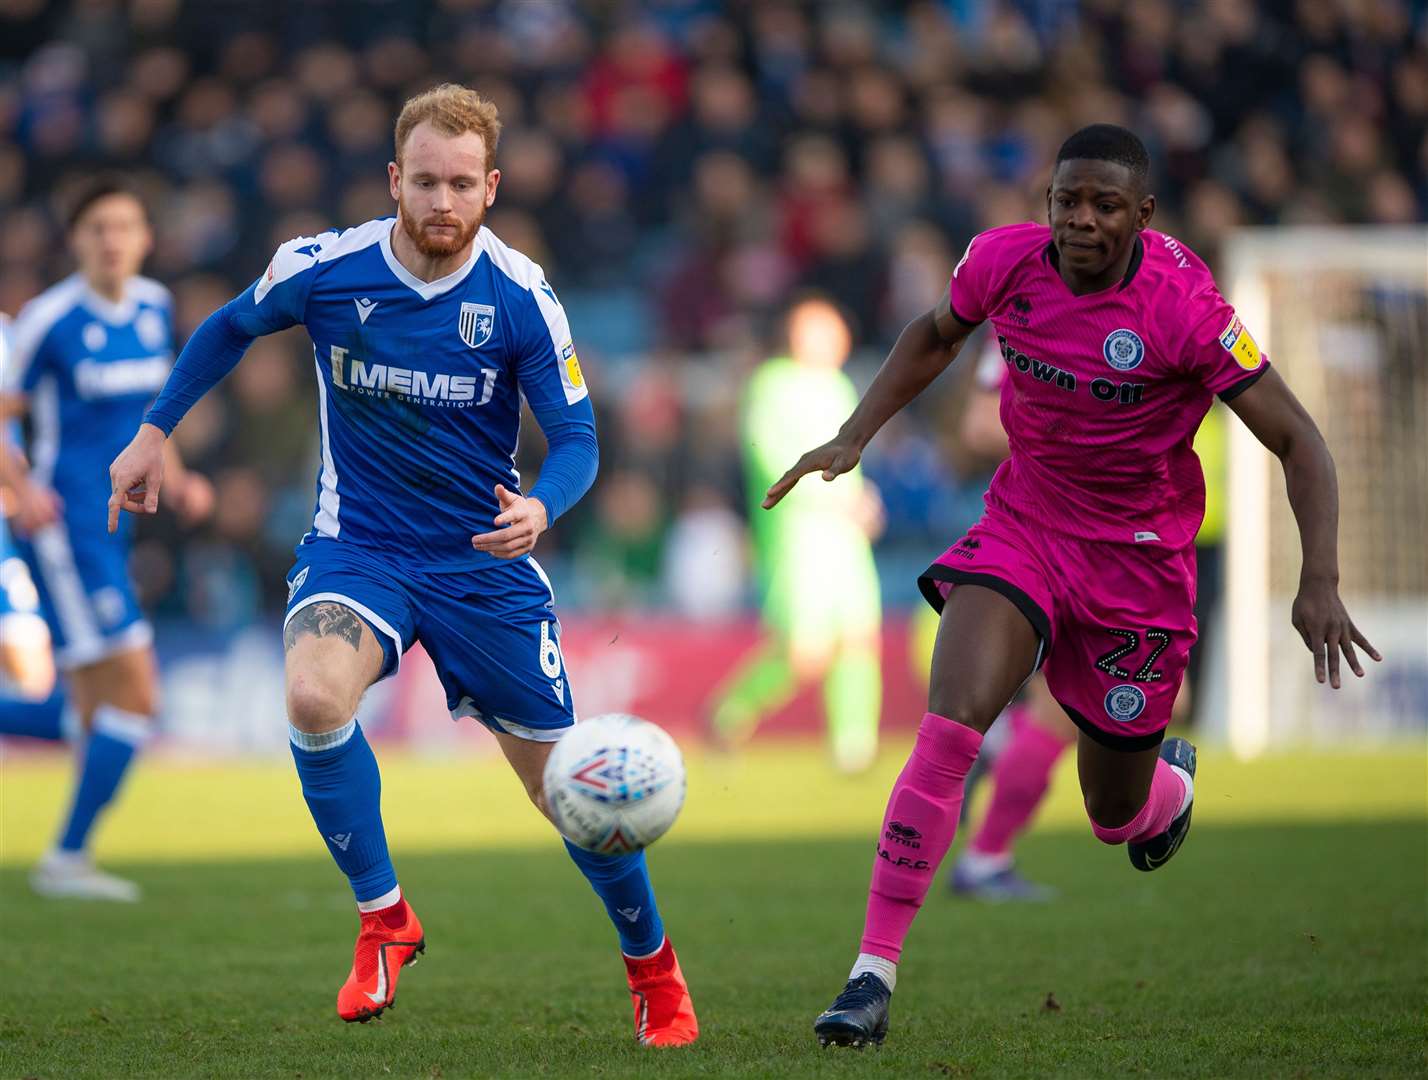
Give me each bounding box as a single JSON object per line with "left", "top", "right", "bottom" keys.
{"left": 919, "top": 504, "right": 1197, "bottom": 750}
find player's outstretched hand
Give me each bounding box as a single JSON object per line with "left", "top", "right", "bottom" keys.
{"left": 1291, "top": 578, "right": 1382, "bottom": 689}
{"left": 762, "top": 438, "right": 861, "bottom": 510}
{"left": 472, "top": 484, "right": 548, "bottom": 559}
{"left": 107, "top": 423, "right": 167, "bottom": 533}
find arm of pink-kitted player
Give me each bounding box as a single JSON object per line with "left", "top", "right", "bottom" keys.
{"left": 763, "top": 292, "right": 977, "bottom": 510}
{"left": 1225, "top": 366, "right": 1381, "bottom": 688}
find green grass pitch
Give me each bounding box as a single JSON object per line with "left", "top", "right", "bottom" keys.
{"left": 1, "top": 745, "right": 1424, "bottom": 1078}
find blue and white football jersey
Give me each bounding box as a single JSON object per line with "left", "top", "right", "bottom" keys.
{"left": 3, "top": 280, "right": 170, "bottom": 664}
{"left": 5, "top": 274, "right": 174, "bottom": 530}
{"left": 218, "top": 218, "right": 590, "bottom": 571}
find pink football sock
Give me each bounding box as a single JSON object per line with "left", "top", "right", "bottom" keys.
{"left": 1088, "top": 757, "right": 1187, "bottom": 845}
{"left": 968, "top": 708, "right": 1071, "bottom": 858}
{"left": 860, "top": 713, "right": 983, "bottom": 963}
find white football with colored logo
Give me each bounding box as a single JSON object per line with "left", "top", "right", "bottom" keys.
{"left": 543, "top": 714, "right": 686, "bottom": 855}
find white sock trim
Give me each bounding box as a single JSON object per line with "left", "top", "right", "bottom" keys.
{"left": 622, "top": 935, "right": 666, "bottom": 962}
{"left": 959, "top": 848, "right": 1014, "bottom": 878}
{"left": 850, "top": 952, "right": 897, "bottom": 993}
{"left": 91, "top": 704, "right": 152, "bottom": 747}
{"left": 356, "top": 884, "right": 401, "bottom": 913}
{"left": 289, "top": 719, "right": 357, "bottom": 752}
{"left": 42, "top": 847, "right": 89, "bottom": 867}
{"left": 1170, "top": 765, "right": 1195, "bottom": 816}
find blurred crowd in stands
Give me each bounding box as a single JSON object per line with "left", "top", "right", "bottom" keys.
{"left": 3, "top": 0, "right": 1424, "bottom": 626}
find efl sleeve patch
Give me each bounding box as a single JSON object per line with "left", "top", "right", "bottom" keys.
{"left": 561, "top": 341, "right": 584, "bottom": 391}
{"left": 1219, "top": 315, "right": 1262, "bottom": 370}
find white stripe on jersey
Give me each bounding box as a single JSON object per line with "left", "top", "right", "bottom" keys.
{"left": 29, "top": 377, "right": 60, "bottom": 487}
{"left": 311, "top": 355, "right": 341, "bottom": 538}
{"left": 5, "top": 276, "right": 85, "bottom": 391}
{"left": 528, "top": 555, "right": 557, "bottom": 606}
{"left": 255, "top": 219, "right": 390, "bottom": 306}
{"left": 478, "top": 228, "right": 587, "bottom": 406}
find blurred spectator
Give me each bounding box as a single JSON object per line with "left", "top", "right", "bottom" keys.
{"left": 1, "top": 0, "right": 1421, "bottom": 623}
{"left": 574, "top": 469, "right": 668, "bottom": 610}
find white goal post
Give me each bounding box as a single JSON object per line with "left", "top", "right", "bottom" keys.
{"left": 1220, "top": 226, "right": 1428, "bottom": 758}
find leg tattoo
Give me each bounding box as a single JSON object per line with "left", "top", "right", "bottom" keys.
{"left": 285, "top": 602, "right": 364, "bottom": 652}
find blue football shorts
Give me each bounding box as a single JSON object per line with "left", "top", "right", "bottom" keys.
{"left": 283, "top": 537, "right": 575, "bottom": 741}
{"left": 20, "top": 518, "right": 150, "bottom": 668}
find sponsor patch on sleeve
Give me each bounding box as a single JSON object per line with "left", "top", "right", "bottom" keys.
{"left": 557, "top": 341, "right": 585, "bottom": 396}
{"left": 1218, "top": 315, "right": 1262, "bottom": 370}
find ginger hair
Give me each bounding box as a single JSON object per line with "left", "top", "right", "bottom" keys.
{"left": 393, "top": 83, "right": 502, "bottom": 168}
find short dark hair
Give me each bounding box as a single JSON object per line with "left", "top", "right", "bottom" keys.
{"left": 1054, "top": 124, "right": 1150, "bottom": 191}
{"left": 66, "top": 174, "right": 147, "bottom": 230}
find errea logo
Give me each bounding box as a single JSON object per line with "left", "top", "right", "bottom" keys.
{"left": 328, "top": 345, "right": 497, "bottom": 408}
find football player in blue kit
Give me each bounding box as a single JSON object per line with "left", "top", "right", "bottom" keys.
{"left": 107, "top": 85, "right": 698, "bottom": 1044}
{"left": 0, "top": 182, "right": 213, "bottom": 901}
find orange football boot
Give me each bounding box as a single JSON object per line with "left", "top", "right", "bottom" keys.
{"left": 624, "top": 937, "right": 699, "bottom": 1046}
{"left": 336, "top": 898, "right": 425, "bottom": 1023}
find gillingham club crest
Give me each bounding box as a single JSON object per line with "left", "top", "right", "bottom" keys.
{"left": 1104, "top": 684, "right": 1148, "bottom": 724}
{"left": 459, "top": 302, "right": 495, "bottom": 348}
{"left": 1102, "top": 328, "right": 1145, "bottom": 371}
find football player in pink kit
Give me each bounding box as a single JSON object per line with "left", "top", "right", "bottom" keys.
{"left": 763, "top": 125, "right": 1381, "bottom": 1048}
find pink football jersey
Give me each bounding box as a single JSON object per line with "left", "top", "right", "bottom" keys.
{"left": 948, "top": 222, "right": 1267, "bottom": 548}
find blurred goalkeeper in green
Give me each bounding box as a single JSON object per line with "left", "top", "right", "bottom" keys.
{"left": 711, "top": 296, "right": 884, "bottom": 772}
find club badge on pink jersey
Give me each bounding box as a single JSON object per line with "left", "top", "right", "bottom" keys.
{"left": 1102, "top": 328, "right": 1145, "bottom": 371}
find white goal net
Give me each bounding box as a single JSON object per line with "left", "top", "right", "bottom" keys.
{"left": 1218, "top": 227, "right": 1428, "bottom": 757}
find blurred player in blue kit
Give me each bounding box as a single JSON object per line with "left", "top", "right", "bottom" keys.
{"left": 0, "top": 316, "right": 57, "bottom": 708}
{"left": 0, "top": 183, "right": 213, "bottom": 901}
{"left": 108, "top": 85, "right": 698, "bottom": 1044}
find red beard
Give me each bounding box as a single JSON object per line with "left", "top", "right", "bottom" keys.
{"left": 398, "top": 193, "right": 482, "bottom": 259}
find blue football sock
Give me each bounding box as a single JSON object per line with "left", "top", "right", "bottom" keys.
{"left": 0, "top": 688, "right": 66, "bottom": 741}
{"left": 564, "top": 840, "right": 665, "bottom": 957}
{"left": 290, "top": 720, "right": 397, "bottom": 904}
{"left": 57, "top": 705, "right": 148, "bottom": 853}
